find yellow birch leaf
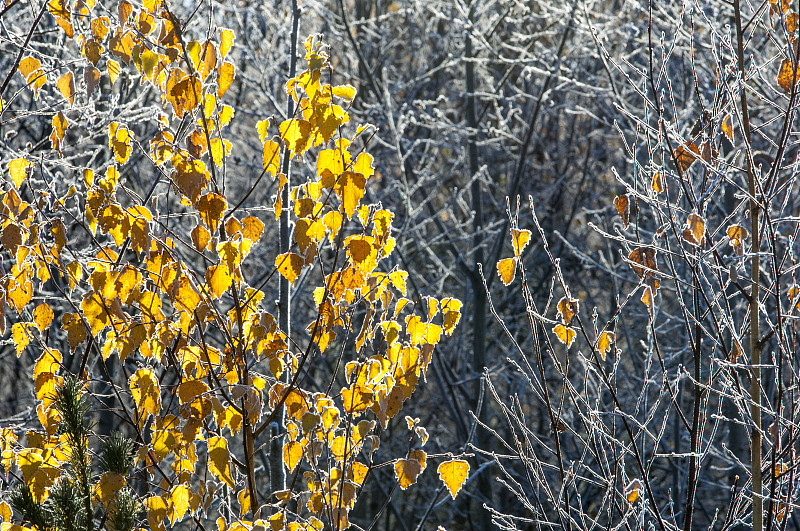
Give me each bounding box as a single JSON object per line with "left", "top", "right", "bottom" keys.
{"left": 597, "top": 331, "right": 614, "bottom": 360}
{"left": 207, "top": 436, "right": 235, "bottom": 487}
{"left": 511, "top": 228, "right": 531, "bottom": 258}
{"left": 394, "top": 458, "right": 422, "bottom": 490}
{"left": 94, "top": 472, "right": 125, "bottom": 506}
{"left": 168, "top": 484, "right": 190, "bottom": 524}
{"left": 57, "top": 72, "right": 75, "bottom": 105}
{"left": 682, "top": 213, "right": 706, "bottom": 247}
{"left": 197, "top": 193, "right": 227, "bottom": 233}
{"left": 279, "top": 118, "right": 312, "bottom": 156}
{"left": 108, "top": 59, "right": 120, "bottom": 84}
{"left": 625, "top": 479, "right": 641, "bottom": 503}
{"left": 8, "top": 159, "right": 32, "bottom": 189}
{"left": 335, "top": 171, "right": 366, "bottom": 219}
{"left": 552, "top": 324, "right": 576, "bottom": 348}
{"left": 191, "top": 224, "right": 211, "bottom": 251}
{"left": 497, "top": 257, "right": 516, "bottom": 286}
{"left": 206, "top": 264, "right": 232, "bottom": 298}
{"left": 219, "top": 29, "right": 235, "bottom": 60}
{"left": 614, "top": 194, "right": 629, "bottom": 226}
{"left": 33, "top": 303, "right": 54, "bottom": 332}
{"left": 275, "top": 252, "right": 304, "bottom": 285}
{"left": 129, "top": 368, "right": 161, "bottom": 421}
{"left": 242, "top": 216, "right": 264, "bottom": 242}
{"left": 262, "top": 139, "right": 280, "bottom": 177}
{"left": 437, "top": 459, "right": 469, "bottom": 500}
{"left": 12, "top": 323, "right": 31, "bottom": 357}
{"left": 50, "top": 111, "right": 69, "bottom": 154}
{"left": 556, "top": 296, "right": 579, "bottom": 325}
{"left": 652, "top": 172, "right": 663, "bottom": 194}
{"left": 283, "top": 440, "right": 303, "bottom": 473}
{"left": 218, "top": 62, "right": 235, "bottom": 98}
{"left": 209, "top": 138, "right": 231, "bottom": 169}
{"left": 332, "top": 84, "right": 356, "bottom": 100}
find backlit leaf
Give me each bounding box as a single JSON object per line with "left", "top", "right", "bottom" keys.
{"left": 497, "top": 257, "right": 516, "bottom": 286}
{"left": 674, "top": 142, "right": 699, "bottom": 173}
{"left": 8, "top": 158, "right": 32, "bottom": 189}
{"left": 511, "top": 228, "right": 531, "bottom": 258}
{"left": 437, "top": 459, "right": 469, "bottom": 500}
{"left": 57, "top": 72, "right": 75, "bottom": 105}
{"left": 394, "top": 458, "right": 422, "bottom": 490}
{"left": 625, "top": 479, "right": 641, "bottom": 503}
{"left": 682, "top": 213, "right": 705, "bottom": 247}
{"left": 597, "top": 331, "right": 614, "bottom": 360}
{"left": 552, "top": 324, "right": 576, "bottom": 348}
{"left": 129, "top": 368, "right": 161, "bottom": 423}
{"left": 614, "top": 194, "right": 629, "bottom": 227}
{"left": 207, "top": 436, "right": 235, "bottom": 487}
{"left": 283, "top": 440, "right": 303, "bottom": 473}
{"left": 33, "top": 303, "right": 54, "bottom": 332}
{"left": 94, "top": 472, "right": 125, "bottom": 506}
{"left": 275, "top": 252, "right": 304, "bottom": 285}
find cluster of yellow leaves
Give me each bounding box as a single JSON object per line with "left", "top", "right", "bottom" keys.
{"left": 496, "top": 227, "right": 531, "bottom": 286}
{"left": 0, "top": 3, "right": 464, "bottom": 528}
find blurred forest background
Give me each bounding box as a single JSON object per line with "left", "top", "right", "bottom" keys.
{"left": 2, "top": 0, "right": 799, "bottom": 529}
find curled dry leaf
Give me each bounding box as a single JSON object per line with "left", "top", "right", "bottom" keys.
{"left": 628, "top": 248, "right": 656, "bottom": 279}
{"left": 652, "top": 171, "right": 663, "bottom": 194}
{"left": 674, "top": 142, "right": 700, "bottom": 173}
{"left": 625, "top": 479, "right": 642, "bottom": 503}
{"left": 557, "top": 296, "right": 579, "bottom": 325}
{"left": 727, "top": 224, "right": 748, "bottom": 252}
{"left": 597, "top": 331, "right": 614, "bottom": 360}
{"left": 614, "top": 194, "right": 629, "bottom": 227}
{"left": 778, "top": 58, "right": 800, "bottom": 93}
{"left": 682, "top": 213, "right": 706, "bottom": 247}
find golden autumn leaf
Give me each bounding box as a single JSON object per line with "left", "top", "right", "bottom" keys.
{"left": 283, "top": 440, "right": 304, "bottom": 473}
{"left": 219, "top": 29, "right": 235, "bottom": 60}
{"left": 511, "top": 228, "right": 531, "bottom": 258}
{"left": 217, "top": 61, "right": 235, "bottom": 98}
{"left": 335, "top": 171, "right": 367, "bottom": 219}
{"left": 552, "top": 324, "right": 576, "bottom": 348}
{"left": 722, "top": 114, "right": 734, "bottom": 142}
{"left": 628, "top": 247, "right": 656, "bottom": 279}
{"left": 8, "top": 158, "right": 32, "bottom": 189}
{"left": 275, "top": 252, "right": 304, "bottom": 285}
{"left": 674, "top": 142, "right": 699, "bottom": 173}
{"left": 207, "top": 436, "right": 235, "bottom": 487}
{"left": 168, "top": 484, "right": 191, "bottom": 524}
{"left": 394, "top": 458, "right": 422, "bottom": 490}
{"left": 778, "top": 58, "right": 800, "bottom": 93}
{"left": 437, "top": 459, "right": 469, "bottom": 500}
{"left": 129, "top": 368, "right": 161, "bottom": 422}
{"left": 652, "top": 171, "right": 663, "bottom": 194}
{"left": 50, "top": 111, "right": 69, "bottom": 155}
{"left": 556, "top": 296, "right": 579, "bottom": 325}
{"left": 18, "top": 57, "right": 46, "bottom": 99}
{"left": 56, "top": 72, "right": 75, "bottom": 105}
{"left": 197, "top": 193, "right": 226, "bottom": 233}
{"left": 597, "top": 331, "right": 614, "bottom": 360}
{"left": 191, "top": 224, "right": 211, "bottom": 251}
{"left": 12, "top": 323, "right": 31, "bottom": 357}
{"left": 206, "top": 263, "right": 233, "bottom": 299}
{"left": 33, "top": 303, "right": 54, "bottom": 332}
{"left": 333, "top": 84, "right": 357, "bottom": 100}
{"left": 279, "top": 118, "right": 312, "bottom": 156}
{"left": 109, "top": 122, "right": 132, "bottom": 164}
{"left": 682, "top": 213, "right": 706, "bottom": 247}
{"left": 727, "top": 224, "right": 748, "bottom": 251}
{"left": 625, "top": 479, "right": 642, "bottom": 503}
{"left": 497, "top": 257, "right": 516, "bottom": 286}
{"left": 94, "top": 471, "right": 125, "bottom": 506}
{"left": 614, "top": 194, "right": 629, "bottom": 227}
